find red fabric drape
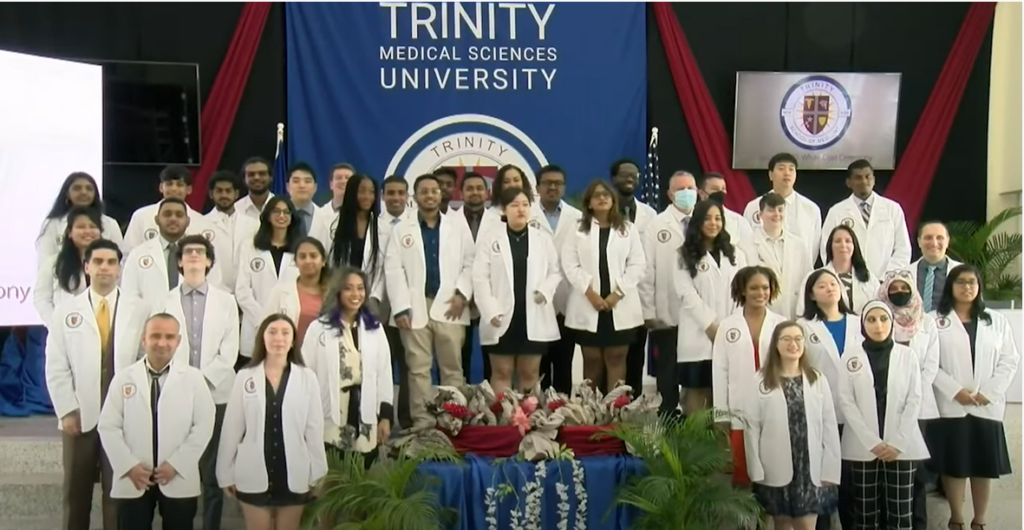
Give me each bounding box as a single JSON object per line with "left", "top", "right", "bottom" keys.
{"left": 886, "top": 3, "right": 995, "bottom": 230}
{"left": 652, "top": 3, "right": 757, "bottom": 213}
{"left": 187, "top": 3, "right": 272, "bottom": 210}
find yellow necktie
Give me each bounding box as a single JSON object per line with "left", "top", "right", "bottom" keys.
{"left": 96, "top": 298, "right": 111, "bottom": 349}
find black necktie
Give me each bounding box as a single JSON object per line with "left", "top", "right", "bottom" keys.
{"left": 149, "top": 369, "right": 164, "bottom": 467}
{"left": 166, "top": 243, "right": 179, "bottom": 289}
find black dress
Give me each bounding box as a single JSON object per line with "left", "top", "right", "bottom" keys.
{"left": 483, "top": 226, "right": 553, "bottom": 356}
{"left": 933, "top": 318, "right": 1012, "bottom": 478}
{"left": 575, "top": 227, "right": 636, "bottom": 348}
{"left": 753, "top": 375, "right": 838, "bottom": 517}
{"left": 236, "top": 365, "right": 311, "bottom": 507}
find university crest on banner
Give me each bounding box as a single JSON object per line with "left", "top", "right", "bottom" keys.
{"left": 286, "top": 2, "right": 647, "bottom": 200}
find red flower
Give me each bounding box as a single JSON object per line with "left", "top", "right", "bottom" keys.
{"left": 490, "top": 393, "right": 506, "bottom": 415}
{"left": 442, "top": 402, "right": 472, "bottom": 420}
{"left": 547, "top": 399, "right": 567, "bottom": 412}
{"left": 612, "top": 395, "right": 631, "bottom": 409}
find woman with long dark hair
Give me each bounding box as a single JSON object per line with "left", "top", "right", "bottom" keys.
{"left": 325, "top": 174, "right": 383, "bottom": 299}
{"left": 302, "top": 267, "right": 393, "bottom": 466}
{"left": 33, "top": 207, "right": 102, "bottom": 326}
{"left": 675, "top": 199, "right": 747, "bottom": 414}
{"left": 236, "top": 196, "right": 304, "bottom": 363}
{"left": 562, "top": 179, "right": 645, "bottom": 391}
{"left": 838, "top": 301, "right": 930, "bottom": 530}
{"left": 931, "top": 265, "right": 1019, "bottom": 530}
{"left": 263, "top": 237, "right": 331, "bottom": 348}
{"left": 37, "top": 172, "right": 123, "bottom": 262}
{"left": 478, "top": 164, "right": 545, "bottom": 241}
{"left": 473, "top": 187, "right": 561, "bottom": 394}
{"left": 217, "top": 314, "right": 327, "bottom": 530}
{"left": 746, "top": 321, "right": 840, "bottom": 530}
{"left": 797, "top": 225, "right": 880, "bottom": 315}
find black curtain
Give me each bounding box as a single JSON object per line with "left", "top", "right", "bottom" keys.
{"left": 0, "top": 2, "right": 286, "bottom": 224}
{"left": 647, "top": 2, "right": 992, "bottom": 228}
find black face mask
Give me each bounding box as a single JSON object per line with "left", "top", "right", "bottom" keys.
{"left": 888, "top": 292, "right": 912, "bottom": 307}
{"left": 707, "top": 191, "right": 726, "bottom": 206}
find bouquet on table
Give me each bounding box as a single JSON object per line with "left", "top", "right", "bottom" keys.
{"left": 394, "top": 380, "right": 661, "bottom": 461}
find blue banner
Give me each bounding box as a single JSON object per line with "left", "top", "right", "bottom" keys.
{"left": 285, "top": 2, "right": 647, "bottom": 198}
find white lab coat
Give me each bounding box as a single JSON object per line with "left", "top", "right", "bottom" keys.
{"left": 313, "top": 219, "right": 387, "bottom": 303}
{"left": 752, "top": 227, "right": 812, "bottom": 319}
{"left": 626, "top": 199, "right": 659, "bottom": 242}
{"left": 561, "top": 220, "right": 646, "bottom": 333}
{"left": 799, "top": 315, "right": 862, "bottom": 424}
{"left": 121, "top": 237, "right": 224, "bottom": 307}
{"left": 153, "top": 285, "right": 240, "bottom": 404}
{"left": 906, "top": 315, "right": 941, "bottom": 420}
{"left": 744, "top": 192, "right": 822, "bottom": 267}
{"left": 303, "top": 319, "right": 394, "bottom": 429}
{"left": 712, "top": 310, "right": 788, "bottom": 429}
{"left": 383, "top": 212, "right": 475, "bottom": 328}
{"left": 931, "top": 309, "right": 1020, "bottom": 422}
{"left": 638, "top": 208, "right": 687, "bottom": 326}
{"left": 261, "top": 278, "right": 301, "bottom": 323}
{"left": 44, "top": 289, "right": 149, "bottom": 432}
{"left": 472, "top": 225, "right": 562, "bottom": 346}
{"left": 795, "top": 263, "right": 881, "bottom": 316}
{"left": 723, "top": 206, "right": 757, "bottom": 264}
{"left": 821, "top": 194, "right": 912, "bottom": 279}
{"left": 476, "top": 204, "right": 553, "bottom": 247}
{"left": 675, "top": 250, "right": 747, "bottom": 363}
{"left": 306, "top": 204, "right": 344, "bottom": 252}
{"left": 33, "top": 254, "right": 87, "bottom": 327}
{"left": 216, "top": 363, "right": 327, "bottom": 495}
{"left": 533, "top": 201, "right": 583, "bottom": 315}
{"left": 837, "top": 342, "right": 930, "bottom": 461}
{"left": 122, "top": 202, "right": 212, "bottom": 254}
{"left": 234, "top": 193, "right": 274, "bottom": 221}
{"left": 234, "top": 244, "right": 298, "bottom": 358}
{"left": 745, "top": 370, "right": 841, "bottom": 487}
{"left": 36, "top": 214, "right": 124, "bottom": 265}
{"left": 98, "top": 360, "right": 215, "bottom": 499}
{"left": 203, "top": 209, "right": 259, "bottom": 294}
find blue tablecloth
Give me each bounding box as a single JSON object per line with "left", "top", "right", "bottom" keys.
{"left": 0, "top": 326, "right": 52, "bottom": 417}
{"left": 420, "top": 455, "right": 644, "bottom": 530}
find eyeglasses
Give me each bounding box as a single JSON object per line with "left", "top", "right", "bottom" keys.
{"left": 778, "top": 336, "right": 804, "bottom": 345}
{"left": 954, "top": 279, "right": 979, "bottom": 287}
{"left": 270, "top": 209, "right": 292, "bottom": 217}
{"left": 592, "top": 191, "right": 612, "bottom": 199}
{"left": 181, "top": 247, "right": 207, "bottom": 255}
{"left": 539, "top": 181, "right": 565, "bottom": 188}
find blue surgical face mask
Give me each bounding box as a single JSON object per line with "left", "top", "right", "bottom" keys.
{"left": 673, "top": 189, "right": 697, "bottom": 210}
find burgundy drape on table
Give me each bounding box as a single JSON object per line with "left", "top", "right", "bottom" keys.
{"left": 652, "top": 3, "right": 757, "bottom": 213}
{"left": 187, "top": 2, "right": 272, "bottom": 210}
{"left": 885, "top": 3, "right": 995, "bottom": 230}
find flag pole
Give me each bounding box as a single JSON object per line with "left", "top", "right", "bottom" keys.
{"left": 275, "top": 122, "right": 285, "bottom": 158}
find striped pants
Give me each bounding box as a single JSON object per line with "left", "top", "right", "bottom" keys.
{"left": 850, "top": 459, "right": 916, "bottom": 530}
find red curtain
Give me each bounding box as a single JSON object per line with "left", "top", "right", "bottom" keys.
{"left": 886, "top": 3, "right": 995, "bottom": 230}
{"left": 187, "top": 3, "right": 272, "bottom": 210}
{"left": 652, "top": 3, "right": 757, "bottom": 212}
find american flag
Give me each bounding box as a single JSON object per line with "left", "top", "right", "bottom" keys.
{"left": 640, "top": 126, "right": 660, "bottom": 208}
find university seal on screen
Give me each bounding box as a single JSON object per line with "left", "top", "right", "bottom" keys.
{"left": 384, "top": 114, "right": 548, "bottom": 208}
{"left": 779, "top": 75, "right": 853, "bottom": 150}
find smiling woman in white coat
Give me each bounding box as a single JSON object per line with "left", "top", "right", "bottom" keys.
{"left": 473, "top": 188, "right": 562, "bottom": 394}
{"left": 98, "top": 314, "right": 216, "bottom": 530}
{"left": 929, "top": 264, "right": 1020, "bottom": 530}
{"left": 838, "top": 301, "right": 929, "bottom": 530}
{"left": 800, "top": 225, "right": 880, "bottom": 316}
{"left": 676, "top": 200, "right": 747, "bottom": 414}
{"left": 745, "top": 321, "right": 840, "bottom": 530}
{"left": 562, "top": 180, "right": 646, "bottom": 392}
{"left": 235, "top": 196, "right": 303, "bottom": 366}
{"left": 36, "top": 172, "right": 123, "bottom": 264}
{"left": 34, "top": 207, "right": 101, "bottom": 327}
{"left": 712, "top": 265, "right": 786, "bottom": 486}
{"left": 263, "top": 237, "right": 330, "bottom": 349}
{"left": 796, "top": 268, "right": 859, "bottom": 530}
{"left": 217, "top": 314, "right": 327, "bottom": 530}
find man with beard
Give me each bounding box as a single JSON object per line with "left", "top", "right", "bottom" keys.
{"left": 432, "top": 167, "right": 458, "bottom": 213}
{"left": 451, "top": 171, "right": 489, "bottom": 384}
{"left": 123, "top": 165, "right": 213, "bottom": 253}
{"left": 609, "top": 159, "right": 657, "bottom": 395}
{"left": 698, "top": 172, "right": 756, "bottom": 262}
{"left": 235, "top": 157, "right": 274, "bottom": 220}
{"left": 122, "top": 199, "right": 222, "bottom": 306}
{"left": 203, "top": 171, "right": 257, "bottom": 293}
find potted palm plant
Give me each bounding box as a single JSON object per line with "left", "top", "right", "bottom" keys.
{"left": 301, "top": 444, "right": 461, "bottom": 530}
{"left": 604, "top": 409, "right": 764, "bottom": 529}
{"left": 947, "top": 206, "right": 1022, "bottom": 302}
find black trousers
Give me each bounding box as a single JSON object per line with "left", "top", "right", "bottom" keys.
{"left": 816, "top": 424, "right": 854, "bottom": 530}
{"left": 199, "top": 404, "right": 226, "bottom": 530}
{"left": 117, "top": 488, "right": 197, "bottom": 530}
{"left": 386, "top": 324, "right": 412, "bottom": 429}
{"left": 625, "top": 326, "right": 647, "bottom": 393}
{"left": 651, "top": 327, "right": 679, "bottom": 415}
{"left": 461, "top": 318, "right": 490, "bottom": 384}
{"left": 540, "top": 315, "right": 575, "bottom": 394}
{"left": 912, "top": 420, "right": 935, "bottom": 530}
{"left": 850, "top": 459, "right": 915, "bottom": 530}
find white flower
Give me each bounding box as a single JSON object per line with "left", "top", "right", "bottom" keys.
{"left": 524, "top": 462, "right": 546, "bottom": 530}
{"left": 485, "top": 486, "right": 499, "bottom": 530}
{"left": 571, "top": 459, "right": 587, "bottom": 530}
